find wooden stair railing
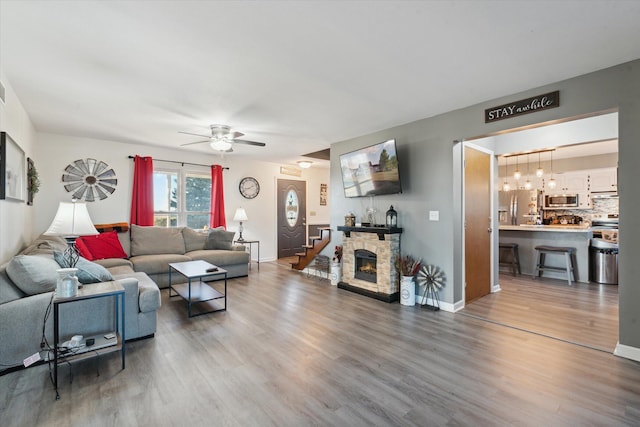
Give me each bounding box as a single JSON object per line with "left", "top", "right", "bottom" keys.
{"left": 291, "top": 227, "right": 332, "bottom": 271}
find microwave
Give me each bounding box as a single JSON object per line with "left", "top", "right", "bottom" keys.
{"left": 544, "top": 194, "right": 579, "bottom": 209}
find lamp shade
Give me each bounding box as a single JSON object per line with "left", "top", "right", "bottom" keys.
{"left": 233, "top": 207, "right": 248, "bottom": 222}
{"left": 44, "top": 202, "right": 99, "bottom": 237}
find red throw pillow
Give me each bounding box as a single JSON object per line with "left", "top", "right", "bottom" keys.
{"left": 74, "top": 238, "right": 94, "bottom": 260}
{"left": 78, "top": 230, "right": 128, "bottom": 260}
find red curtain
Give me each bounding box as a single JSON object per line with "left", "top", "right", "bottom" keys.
{"left": 210, "top": 165, "right": 226, "bottom": 229}
{"left": 130, "top": 156, "right": 154, "bottom": 226}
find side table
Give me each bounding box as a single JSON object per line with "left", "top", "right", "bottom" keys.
{"left": 52, "top": 281, "right": 125, "bottom": 400}
{"left": 235, "top": 239, "right": 260, "bottom": 270}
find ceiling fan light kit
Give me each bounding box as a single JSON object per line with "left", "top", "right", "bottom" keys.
{"left": 179, "top": 124, "right": 267, "bottom": 153}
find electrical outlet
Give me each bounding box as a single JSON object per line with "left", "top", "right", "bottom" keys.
{"left": 429, "top": 211, "right": 440, "bottom": 221}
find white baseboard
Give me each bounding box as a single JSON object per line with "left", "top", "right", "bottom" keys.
{"left": 492, "top": 284, "right": 502, "bottom": 293}
{"left": 613, "top": 342, "right": 640, "bottom": 362}
{"left": 413, "top": 295, "right": 457, "bottom": 312}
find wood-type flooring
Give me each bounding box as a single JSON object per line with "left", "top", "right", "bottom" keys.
{"left": 1, "top": 262, "right": 639, "bottom": 426}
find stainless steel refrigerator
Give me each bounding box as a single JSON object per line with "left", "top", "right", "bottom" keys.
{"left": 498, "top": 190, "right": 541, "bottom": 225}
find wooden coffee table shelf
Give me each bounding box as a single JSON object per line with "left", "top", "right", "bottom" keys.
{"left": 168, "top": 260, "right": 227, "bottom": 317}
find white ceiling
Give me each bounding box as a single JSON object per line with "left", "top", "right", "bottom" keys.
{"left": 1, "top": 1, "right": 640, "bottom": 166}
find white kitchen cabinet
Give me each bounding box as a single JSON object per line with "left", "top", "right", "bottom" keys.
{"left": 547, "top": 171, "right": 589, "bottom": 192}
{"left": 589, "top": 167, "right": 617, "bottom": 192}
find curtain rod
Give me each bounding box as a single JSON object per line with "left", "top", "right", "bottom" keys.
{"left": 128, "top": 156, "right": 229, "bottom": 170}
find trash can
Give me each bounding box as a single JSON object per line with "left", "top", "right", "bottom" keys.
{"left": 590, "top": 239, "right": 618, "bottom": 285}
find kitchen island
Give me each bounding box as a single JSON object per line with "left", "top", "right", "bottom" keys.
{"left": 499, "top": 225, "right": 592, "bottom": 283}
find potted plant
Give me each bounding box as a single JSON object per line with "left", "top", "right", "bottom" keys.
{"left": 330, "top": 245, "right": 343, "bottom": 286}
{"left": 394, "top": 254, "right": 421, "bottom": 306}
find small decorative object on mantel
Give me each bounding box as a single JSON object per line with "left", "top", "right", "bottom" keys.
{"left": 386, "top": 205, "right": 397, "bottom": 227}
{"left": 394, "top": 254, "right": 421, "bottom": 306}
{"left": 417, "top": 264, "right": 446, "bottom": 311}
{"left": 344, "top": 212, "right": 356, "bottom": 227}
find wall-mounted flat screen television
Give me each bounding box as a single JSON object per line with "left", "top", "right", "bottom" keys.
{"left": 340, "top": 139, "right": 402, "bottom": 198}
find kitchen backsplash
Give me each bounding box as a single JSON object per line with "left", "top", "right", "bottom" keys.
{"left": 544, "top": 197, "right": 619, "bottom": 223}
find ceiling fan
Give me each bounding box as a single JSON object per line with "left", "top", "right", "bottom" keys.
{"left": 179, "top": 125, "right": 266, "bottom": 152}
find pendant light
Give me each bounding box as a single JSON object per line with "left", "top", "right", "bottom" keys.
{"left": 536, "top": 152, "right": 544, "bottom": 177}
{"left": 513, "top": 155, "right": 521, "bottom": 180}
{"left": 502, "top": 157, "right": 510, "bottom": 192}
{"left": 524, "top": 154, "right": 532, "bottom": 190}
{"left": 547, "top": 150, "right": 557, "bottom": 189}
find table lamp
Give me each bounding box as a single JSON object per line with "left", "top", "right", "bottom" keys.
{"left": 233, "top": 207, "right": 248, "bottom": 242}
{"left": 44, "top": 200, "right": 99, "bottom": 267}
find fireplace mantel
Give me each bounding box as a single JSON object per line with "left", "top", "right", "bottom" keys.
{"left": 337, "top": 225, "right": 403, "bottom": 240}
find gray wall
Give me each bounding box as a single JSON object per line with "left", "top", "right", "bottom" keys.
{"left": 330, "top": 59, "right": 640, "bottom": 351}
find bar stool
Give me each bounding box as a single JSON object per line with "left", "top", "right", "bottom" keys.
{"left": 499, "top": 243, "right": 521, "bottom": 276}
{"left": 533, "top": 245, "right": 576, "bottom": 286}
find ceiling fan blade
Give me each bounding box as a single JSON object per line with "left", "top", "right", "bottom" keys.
{"left": 234, "top": 139, "right": 266, "bottom": 147}
{"left": 179, "top": 131, "right": 211, "bottom": 138}
{"left": 180, "top": 139, "right": 210, "bottom": 146}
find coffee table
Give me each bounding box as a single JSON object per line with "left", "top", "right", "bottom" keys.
{"left": 168, "top": 260, "right": 227, "bottom": 317}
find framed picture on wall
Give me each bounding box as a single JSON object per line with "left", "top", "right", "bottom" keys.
{"left": 0, "top": 132, "right": 26, "bottom": 202}
{"left": 320, "top": 183, "right": 327, "bottom": 206}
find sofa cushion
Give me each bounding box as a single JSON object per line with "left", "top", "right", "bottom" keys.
{"left": 111, "top": 271, "right": 161, "bottom": 313}
{"left": 205, "top": 228, "right": 236, "bottom": 250}
{"left": 131, "top": 225, "right": 186, "bottom": 256}
{"left": 6, "top": 255, "right": 59, "bottom": 295}
{"left": 186, "top": 249, "right": 250, "bottom": 266}
{"left": 20, "top": 235, "right": 68, "bottom": 256}
{"left": 1, "top": 265, "right": 26, "bottom": 304}
{"left": 53, "top": 252, "right": 113, "bottom": 284}
{"left": 130, "top": 254, "right": 192, "bottom": 275}
{"left": 94, "top": 258, "right": 134, "bottom": 270}
{"left": 77, "top": 230, "right": 128, "bottom": 260}
{"left": 182, "top": 227, "right": 208, "bottom": 252}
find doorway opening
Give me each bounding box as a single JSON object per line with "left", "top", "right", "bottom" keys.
{"left": 456, "top": 110, "right": 619, "bottom": 352}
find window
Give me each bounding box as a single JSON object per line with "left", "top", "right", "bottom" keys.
{"left": 153, "top": 168, "right": 211, "bottom": 228}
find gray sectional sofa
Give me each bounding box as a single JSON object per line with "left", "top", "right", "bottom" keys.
{"left": 0, "top": 235, "right": 161, "bottom": 371}
{"left": 0, "top": 225, "right": 251, "bottom": 371}
{"left": 110, "top": 225, "right": 250, "bottom": 288}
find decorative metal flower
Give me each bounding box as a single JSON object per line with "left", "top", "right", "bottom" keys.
{"left": 61, "top": 158, "right": 117, "bottom": 202}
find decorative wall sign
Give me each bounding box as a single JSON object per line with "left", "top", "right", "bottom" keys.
{"left": 0, "top": 132, "right": 26, "bottom": 202}
{"left": 61, "top": 158, "right": 117, "bottom": 202}
{"left": 320, "top": 183, "right": 327, "bottom": 206}
{"left": 280, "top": 165, "right": 302, "bottom": 177}
{"left": 485, "top": 90, "right": 559, "bottom": 123}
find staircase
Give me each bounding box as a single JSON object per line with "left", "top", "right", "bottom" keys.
{"left": 291, "top": 227, "right": 332, "bottom": 271}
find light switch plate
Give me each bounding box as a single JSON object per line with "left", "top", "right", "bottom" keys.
{"left": 429, "top": 211, "right": 439, "bottom": 221}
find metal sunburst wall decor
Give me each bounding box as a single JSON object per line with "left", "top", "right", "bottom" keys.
{"left": 61, "top": 158, "right": 117, "bottom": 202}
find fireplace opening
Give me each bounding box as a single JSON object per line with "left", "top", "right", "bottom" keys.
{"left": 354, "top": 249, "right": 377, "bottom": 283}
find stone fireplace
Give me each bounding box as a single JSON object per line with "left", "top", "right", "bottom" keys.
{"left": 337, "top": 225, "right": 402, "bottom": 302}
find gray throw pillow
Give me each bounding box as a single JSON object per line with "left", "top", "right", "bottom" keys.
{"left": 205, "top": 229, "right": 236, "bottom": 250}
{"left": 54, "top": 251, "right": 113, "bottom": 284}
{"left": 130, "top": 224, "right": 186, "bottom": 256}
{"left": 182, "top": 227, "right": 208, "bottom": 252}
{"left": 6, "top": 255, "right": 59, "bottom": 295}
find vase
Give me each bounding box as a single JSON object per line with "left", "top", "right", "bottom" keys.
{"left": 400, "top": 275, "right": 415, "bottom": 306}
{"left": 330, "top": 262, "right": 342, "bottom": 286}
{"left": 56, "top": 268, "right": 79, "bottom": 298}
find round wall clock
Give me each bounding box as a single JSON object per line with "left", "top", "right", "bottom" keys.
{"left": 61, "top": 158, "right": 118, "bottom": 202}
{"left": 239, "top": 176, "right": 260, "bottom": 199}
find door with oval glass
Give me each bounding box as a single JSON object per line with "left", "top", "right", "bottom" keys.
{"left": 277, "top": 179, "right": 307, "bottom": 258}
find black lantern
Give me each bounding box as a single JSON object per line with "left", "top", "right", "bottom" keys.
{"left": 386, "top": 205, "right": 397, "bottom": 227}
